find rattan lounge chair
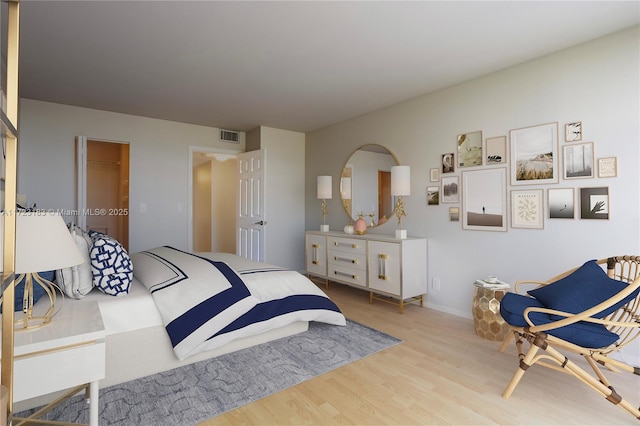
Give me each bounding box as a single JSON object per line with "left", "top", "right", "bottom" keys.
{"left": 498, "top": 256, "right": 640, "bottom": 419}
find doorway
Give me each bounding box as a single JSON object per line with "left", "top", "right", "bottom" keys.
{"left": 378, "top": 170, "right": 392, "bottom": 221}
{"left": 85, "top": 140, "right": 130, "bottom": 250}
{"left": 191, "top": 149, "right": 238, "bottom": 253}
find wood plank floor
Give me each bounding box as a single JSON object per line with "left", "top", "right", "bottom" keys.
{"left": 200, "top": 283, "right": 639, "bottom": 425}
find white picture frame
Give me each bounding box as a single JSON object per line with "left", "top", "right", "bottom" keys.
{"left": 511, "top": 189, "right": 544, "bottom": 229}
{"left": 462, "top": 168, "right": 507, "bottom": 232}
{"left": 510, "top": 122, "right": 559, "bottom": 186}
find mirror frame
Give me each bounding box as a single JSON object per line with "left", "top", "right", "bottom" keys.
{"left": 340, "top": 144, "right": 399, "bottom": 228}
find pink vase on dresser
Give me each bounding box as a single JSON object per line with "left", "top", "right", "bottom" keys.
{"left": 354, "top": 214, "right": 367, "bottom": 235}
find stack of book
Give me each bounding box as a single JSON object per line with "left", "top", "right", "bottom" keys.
{"left": 474, "top": 279, "right": 510, "bottom": 289}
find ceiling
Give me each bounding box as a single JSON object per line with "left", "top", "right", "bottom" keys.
{"left": 18, "top": 1, "right": 640, "bottom": 133}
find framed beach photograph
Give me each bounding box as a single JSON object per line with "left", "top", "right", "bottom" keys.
{"left": 457, "top": 130, "right": 482, "bottom": 168}
{"left": 430, "top": 167, "right": 440, "bottom": 182}
{"left": 449, "top": 207, "right": 460, "bottom": 222}
{"left": 563, "top": 142, "right": 593, "bottom": 179}
{"left": 442, "top": 153, "right": 455, "bottom": 174}
{"left": 427, "top": 186, "right": 439, "bottom": 205}
{"left": 598, "top": 157, "right": 617, "bottom": 178}
{"left": 462, "top": 168, "right": 507, "bottom": 232}
{"left": 485, "top": 135, "right": 506, "bottom": 165}
{"left": 580, "top": 187, "right": 609, "bottom": 220}
{"left": 511, "top": 189, "right": 544, "bottom": 229}
{"left": 565, "top": 121, "right": 582, "bottom": 142}
{"left": 548, "top": 188, "right": 575, "bottom": 219}
{"left": 441, "top": 175, "right": 459, "bottom": 204}
{"left": 510, "top": 122, "right": 558, "bottom": 186}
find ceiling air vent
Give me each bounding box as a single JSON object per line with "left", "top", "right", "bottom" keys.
{"left": 219, "top": 129, "right": 240, "bottom": 143}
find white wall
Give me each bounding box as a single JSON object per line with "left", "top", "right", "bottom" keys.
{"left": 306, "top": 27, "right": 640, "bottom": 358}
{"left": 18, "top": 100, "right": 245, "bottom": 254}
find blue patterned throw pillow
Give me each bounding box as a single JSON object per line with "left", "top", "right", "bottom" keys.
{"left": 89, "top": 231, "right": 133, "bottom": 296}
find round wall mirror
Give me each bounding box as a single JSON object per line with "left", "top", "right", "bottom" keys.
{"left": 340, "top": 144, "right": 398, "bottom": 227}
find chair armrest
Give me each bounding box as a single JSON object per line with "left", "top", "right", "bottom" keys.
{"left": 523, "top": 276, "right": 640, "bottom": 332}
{"left": 513, "top": 280, "right": 548, "bottom": 294}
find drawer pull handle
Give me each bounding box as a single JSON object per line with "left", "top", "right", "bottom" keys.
{"left": 334, "top": 271, "right": 357, "bottom": 280}
{"left": 334, "top": 241, "right": 358, "bottom": 249}
{"left": 334, "top": 256, "right": 357, "bottom": 264}
{"left": 311, "top": 244, "right": 320, "bottom": 265}
{"left": 378, "top": 253, "right": 389, "bottom": 281}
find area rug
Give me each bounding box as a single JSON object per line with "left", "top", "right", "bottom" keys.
{"left": 17, "top": 320, "right": 401, "bottom": 426}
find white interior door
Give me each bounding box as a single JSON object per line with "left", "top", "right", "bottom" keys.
{"left": 237, "top": 149, "right": 266, "bottom": 261}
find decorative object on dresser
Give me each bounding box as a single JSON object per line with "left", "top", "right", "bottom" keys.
{"left": 317, "top": 175, "right": 332, "bottom": 232}
{"left": 390, "top": 165, "right": 410, "bottom": 239}
{"left": 353, "top": 213, "right": 367, "bottom": 235}
{"left": 306, "top": 231, "right": 427, "bottom": 313}
{"left": 0, "top": 212, "right": 84, "bottom": 330}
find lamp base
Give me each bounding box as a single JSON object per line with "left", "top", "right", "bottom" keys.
{"left": 14, "top": 273, "right": 57, "bottom": 331}
{"left": 320, "top": 224, "right": 330, "bottom": 232}
{"left": 395, "top": 229, "right": 407, "bottom": 239}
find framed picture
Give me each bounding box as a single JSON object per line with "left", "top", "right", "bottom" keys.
{"left": 511, "top": 189, "right": 544, "bottom": 229}
{"left": 563, "top": 142, "right": 593, "bottom": 179}
{"left": 598, "top": 157, "right": 617, "bottom": 178}
{"left": 457, "top": 130, "right": 482, "bottom": 168}
{"left": 441, "top": 175, "right": 459, "bottom": 203}
{"left": 429, "top": 168, "right": 440, "bottom": 182}
{"left": 580, "top": 187, "right": 609, "bottom": 220}
{"left": 565, "top": 121, "right": 582, "bottom": 142}
{"left": 442, "top": 153, "right": 455, "bottom": 174}
{"left": 548, "top": 188, "right": 575, "bottom": 219}
{"left": 485, "top": 135, "right": 506, "bottom": 165}
{"left": 427, "top": 186, "right": 439, "bottom": 205}
{"left": 449, "top": 207, "right": 460, "bottom": 222}
{"left": 462, "top": 168, "right": 507, "bottom": 232}
{"left": 510, "top": 122, "right": 558, "bottom": 186}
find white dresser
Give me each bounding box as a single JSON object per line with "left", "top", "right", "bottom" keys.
{"left": 305, "top": 231, "right": 427, "bottom": 313}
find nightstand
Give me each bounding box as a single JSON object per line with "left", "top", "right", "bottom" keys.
{"left": 3, "top": 300, "right": 105, "bottom": 426}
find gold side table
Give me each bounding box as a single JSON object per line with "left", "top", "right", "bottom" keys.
{"left": 472, "top": 283, "right": 510, "bottom": 341}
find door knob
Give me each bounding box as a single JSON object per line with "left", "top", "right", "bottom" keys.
{"left": 254, "top": 220, "right": 266, "bottom": 225}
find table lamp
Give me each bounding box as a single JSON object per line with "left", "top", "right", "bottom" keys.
{"left": 1, "top": 212, "right": 84, "bottom": 329}
{"left": 391, "top": 165, "right": 410, "bottom": 239}
{"left": 317, "top": 176, "right": 332, "bottom": 232}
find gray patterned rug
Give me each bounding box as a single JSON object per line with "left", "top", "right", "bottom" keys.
{"left": 17, "top": 320, "right": 400, "bottom": 425}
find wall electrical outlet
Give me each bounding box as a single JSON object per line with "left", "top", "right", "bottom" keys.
{"left": 432, "top": 277, "right": 441, "bottom": 291}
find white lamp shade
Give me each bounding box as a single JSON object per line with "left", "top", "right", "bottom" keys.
{"left": 1, "top": 212, "right": 84, "bottom": 273}
{"left": 340, "top": 177, "right": 352, "bottom": 200}
{"left": 317, "top": 176, "right": 332, "bottom": 200}
{"left": 391, "top": 165, "right": 411, "bottom": 196}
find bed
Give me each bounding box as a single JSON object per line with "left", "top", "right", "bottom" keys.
{"left": 15, "top": 246, "right": 345, "bottom": 411}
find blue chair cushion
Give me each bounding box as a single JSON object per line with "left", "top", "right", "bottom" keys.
{"left": 527, "top": 260, "right": 639, "bottom": 319}
{"left": 500, "top": 292, "right": 619, "bottom": 348}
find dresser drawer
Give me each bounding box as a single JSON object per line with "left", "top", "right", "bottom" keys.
{"left": 329, "top": 263, "right": 367, "bottom": 288}
{"left": 328, "top": 250, "right": 366, "bottom": 269}
{"left": 327, "top": 236, "right": 366, "bottom": 255}
{"left": 306, "top": 234, "right": 327, "bottom": 277}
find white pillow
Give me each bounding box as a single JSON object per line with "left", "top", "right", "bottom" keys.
{"left": 55, "top": 225, "right": 94, "bottom": 299}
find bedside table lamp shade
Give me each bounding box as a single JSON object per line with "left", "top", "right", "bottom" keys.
{"left": 317, "top": 176, "right": 332, "bottom": 232}
{"left": 1, "top": 212, "right": 84, "bottom": 329}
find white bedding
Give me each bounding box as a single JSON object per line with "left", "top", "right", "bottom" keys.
{"left": 130, "top": 247, "right": 346, "bottom": 360}
{"left": 76, "top": 278, "right": 162, "bottom": 335}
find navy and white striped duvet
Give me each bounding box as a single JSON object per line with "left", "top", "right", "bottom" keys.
{"left": 131, "top": 247, "right": 345, "bottom": 360}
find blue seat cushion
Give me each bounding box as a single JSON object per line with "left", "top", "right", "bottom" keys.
{"left": 500, "top": 292, "right": 619, "bottom": 348}
{"left": 527, "top": 260, "right": 640, "bottom": 319}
